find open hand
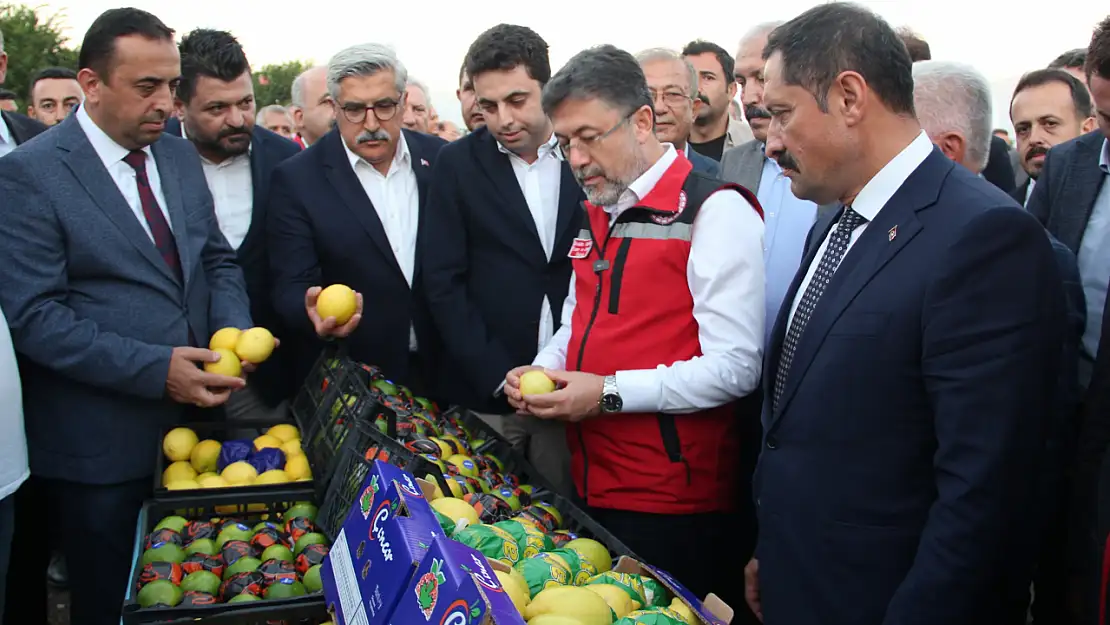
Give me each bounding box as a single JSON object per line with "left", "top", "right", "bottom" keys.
{"left": 166, "top": 346, "right": 246, "bottom": 408}
{"left": 305, "top": 286, "right": 363, "bottom": 338}
{"left": 523, "top": 370, "right": 604, "bottom": 422}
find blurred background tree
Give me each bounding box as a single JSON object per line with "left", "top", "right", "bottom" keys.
{"left": 253, "top": 60, "right": 311, "bottom": 106}
{"left": 0, "top": 4, "right": 78, "bottom": 108}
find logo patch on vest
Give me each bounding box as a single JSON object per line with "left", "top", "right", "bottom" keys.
{"left": 568, "top": 238, "right": 592, "bottom": 258}
{"left": 651, "top": 190, "right": 687, "bottom": 225}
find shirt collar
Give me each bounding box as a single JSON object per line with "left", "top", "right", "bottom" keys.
{"left": 76, "top": 103, "right": 151, "bottom": 170}
{"left": 1100, "top": 138, "right": 1109, "bottom": 175}
{"left": 343, "top": 130, "right": 411, "bottom": 173}
{"left": 605, "top": 143, "right": 678, "bottom": 213}
{"left": 497, "top": 131, "right": 563, "bottom": 162}
{"left": 0, "top": 114, "right": 13, "bottom": 145}
{"left": 849, "top": 130, "right": 933, "bottom": 222}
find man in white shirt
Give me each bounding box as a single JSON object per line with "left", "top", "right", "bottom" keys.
{"left": 504, "top": 43, "right": 765, "bottom": 613}
{"left": 171, "top": 29, "right": 301, "bottom": 422}
{"left": 0, "top": 303, "right": 26, "bottom": 619}
{"left": 422, "top": 24, "right": 585, "bottom": 494}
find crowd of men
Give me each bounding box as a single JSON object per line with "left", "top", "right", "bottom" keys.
{"left": 0, "top": 3, "right": 1109, "bottom": 625}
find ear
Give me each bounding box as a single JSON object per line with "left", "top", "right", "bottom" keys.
{"left": 633, "top": 104, "right": 655, "bottom": 141}
{"left": 76, "top": 67, "right": 100, "bottom": 104}
{"left": 0, "top": 52, "right": 7, "bottom": 84}
{"left": 174, "top": 98, "right": 186, "bottom": 120}
{"left": 936, "top": 131, "right": 967, "bottom": 167}
{"left": 456, "top": 88, "right": 462, "bottom": 102}
{"left": 1082, "top": 116, "right": 1097, "bottom": 133}
{"left": 832, "top": 70, "right": 867, "bottom": 126}
{"left": 727, "top": 79, "right": 737, "bottom": 100}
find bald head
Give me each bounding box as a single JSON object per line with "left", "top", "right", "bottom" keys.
{"left": 290, "top": 66, "right": 334, "bottom": 145}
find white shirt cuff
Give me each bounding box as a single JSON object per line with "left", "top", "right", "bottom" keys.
{"left": 615, "top": 368, "right": 664, "bottom": 414}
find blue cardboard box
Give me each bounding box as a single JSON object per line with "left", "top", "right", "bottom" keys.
{"left": 322, "top": 461, "right": 443, "bottom": 625}
{"left": 614, "top": 556, "right": 735, "bottom": 624}
{"left": 390, "top": 535, "right": 526, "bottom": 625}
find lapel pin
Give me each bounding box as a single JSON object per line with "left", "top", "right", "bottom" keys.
{"left": 888, "top": 225, "right": 898, "bottom": 241}
{"left": 420, "top": 158, "right": 430, "bottom": 167}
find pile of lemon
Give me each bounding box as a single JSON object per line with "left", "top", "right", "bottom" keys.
{"left": 161, "top": 424, "right": 313, "bottom": 491}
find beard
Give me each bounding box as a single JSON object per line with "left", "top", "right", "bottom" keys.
{"left": 193, "top": 124, "right": 252, "bottom": 158}
{"left": 574, "top": 151, "right": 653, "bottom": 207}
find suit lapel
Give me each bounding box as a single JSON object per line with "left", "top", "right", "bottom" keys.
{"left": 237, "top": 133, "right": 267, "bottom": 258}
{"left": 321, "top": 132, "right": 404, "bottom": 277}
{"left": 56, "top": 119, "right": 180, "bottom": 287}
{"left": 475, "top": 131, "right": 545, "bottom": 261}
{"left": 769, "top": 151, "right": 949, "bottom": 426}
{"left": 732, "top": 142, "right": 765, "bottom": 192}
{"left": 151, "top": 141, "right": 193, "bottom": 289}
{"left": 408, "top": 130, "right": 434, "bottom": 281}
{"left": 1056, "top": 136, "right": 1106, "bottom": 251}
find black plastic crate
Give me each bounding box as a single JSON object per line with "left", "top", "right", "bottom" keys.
{"left": 315, "top": 419, "right": 454, "bottom": 541}
{"left": 122, "top": 487, "right": 328, "bottom": 624}
{"left": 152, "top": 421, "right": 312, "bottom": 501}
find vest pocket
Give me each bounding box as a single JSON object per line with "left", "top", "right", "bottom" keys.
{"left": 656, "top": 413, "right": 692, "bottom": 485}
{"left": 607, "top": 239, "right": 632, "bottom": 314}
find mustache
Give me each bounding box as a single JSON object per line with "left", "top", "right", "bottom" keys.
{"left": 1025, "top": 145, "right": 1049, "bottom": 160}
{"left": 219, "top": 125, "right": 251, "bottom": 139}
{"left": 776, "top": 151, "right": 800, "bottom": 172}
{"left": 573, "top": 165, "right": 605, "bottom": 185}
{"left": 697, "top": 93, "right": 710, "bottom": 106}
{"left": 745, "top": 104, "right": 771, "bottom": 120}
{"left": 357, "top": 129, "right": 391, "bottom": 143}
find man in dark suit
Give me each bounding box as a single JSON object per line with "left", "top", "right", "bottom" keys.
{"left": 167, "top": 28, "right": 300, "bottom": 419}
{"left": 745, "top": 5, "right": 1067, "bottom": 625}
{"left": 1027, "top": 17, "right": 1110, "bottom": 619}
{"left": 268, "top": 43, "right": 446, "bottom": 393}
{"left": 421, "top": 25, "right": 581, "bottom": 493}
{"left": 0, "top": 10, "right": 251, "bottom": 625}
{"left": 635, "top": 47, "right": 719, "bottom": 176}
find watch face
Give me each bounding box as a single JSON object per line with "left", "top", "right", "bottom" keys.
{"left": 601, "top": 393, "right": 622, "bottom": 413}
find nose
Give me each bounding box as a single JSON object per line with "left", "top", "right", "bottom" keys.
{"left": 742, "top": 81, "right": 763, "bottom": 107}
{"left": 226, "top": 106, "right": 245, "bottom": 128}
{"left": 765, "top": 124, "right": 785, "bottom": 159}
{"left": 402, "top": 106, "right": 416, "bottom": 128}
{"left": 363, "top": 110, "right": 382, "bottom": 131}
{"left": 152, "top": 83, "right": 174, "bottom": 115}
{"left": 496, "top": 102, "right": 516, "bottom": 127}
{"left": 567, "top": 145, "right": 591, "bottom": 170}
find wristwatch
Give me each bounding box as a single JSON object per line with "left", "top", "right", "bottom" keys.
{"left": 599, "top": 375, "right": 623, "bottom": 414}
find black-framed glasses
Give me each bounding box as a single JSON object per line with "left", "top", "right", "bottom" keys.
{"left": 557, "top": 108, "right": 639, "bottom": 160}
{"left": 338, "top": 99, "right": 400, "bottom": 124}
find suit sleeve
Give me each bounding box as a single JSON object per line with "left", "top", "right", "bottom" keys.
{"left": 266, "top": 166, "right": 321, "bottom": 336}
{"left": 882, "top": 207, "right": 1066, "bottom": 625}
{"left": 1024, "top": 152, "right": 1054, "bottom": 226}
{"left": 0, "top": 157, "right": 173, "bottom": 399}
{"left": 420, "top": 153, "right": 516, "bottom": 395}
{"left": 200, "top": 175, "right": 252, "bottom": 332}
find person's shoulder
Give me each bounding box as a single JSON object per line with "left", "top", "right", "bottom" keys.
{"left": 255, "top": 126, "right": 301, "bottom": 159}
{"left": 405, "top": 128, "right": 448, "bottom": 156}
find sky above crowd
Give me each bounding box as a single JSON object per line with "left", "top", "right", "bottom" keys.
{"left": 38, "top": 0, "right": 1108, "bottom": 131}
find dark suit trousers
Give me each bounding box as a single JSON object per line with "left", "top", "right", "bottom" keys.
{"left": 3, "top": 475, "right": 149, "bottom": 625}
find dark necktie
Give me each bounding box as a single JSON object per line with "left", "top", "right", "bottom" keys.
{"left": 123, "top": 149, "right": 182, "bottom": 282}
{"left": 773, "top": 206, "right": 868, "bottom": 411}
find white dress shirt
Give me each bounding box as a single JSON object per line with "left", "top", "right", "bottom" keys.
{"left": 344, "top": 134, "right": 420, "bottom": 351}
{"left": 0, "top": 303, "right": 27, "bottom": 501}
{"left": 533, "top": 144, "right": 765, "bottom": 413}
{"left": 1024, "top": 178, "right": 1036, "bottom": 207}
{"left": 786, "top": 131, "right": 933, "bottom": 327}
{"left": 76, "top": 104, "right": 172, "bottom": 240}
{"left": 498, "top": 133, "right": 563, "bottom": 353}
{"left": 0, "top": 116, "right": 15, "bottom": 158}
{"left": 181, "top": 123, "right": 254, "bottom": 249}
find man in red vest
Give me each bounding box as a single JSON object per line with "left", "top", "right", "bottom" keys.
{"left": 503, "top": 44, "right": 765, "bottom": 616}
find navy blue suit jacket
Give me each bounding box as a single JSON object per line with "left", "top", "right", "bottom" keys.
{"left": 686, "top": 146, "right": 720, "bottom": 177}
{"left": 0, "top": 114, "right": 252, "bottom": 483}
{"left": 756, "top": 148, "right": 1067, "bottom": 625}
{"left": 266, "top": 129, "right": 447, "bottom": 391}
{"left": 420, "top": 127, "right": 584, "bottom": 410}
{"left": 165, "top": 117, "right": 301, "bottom": 405}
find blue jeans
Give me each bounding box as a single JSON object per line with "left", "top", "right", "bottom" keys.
{"left": 0, "top": 492, "right": 14, "bottom": 617}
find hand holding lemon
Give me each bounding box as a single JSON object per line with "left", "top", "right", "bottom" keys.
{"left": 504, "top": 366, "right": 555, "bottom": 413}
{"left": 306, "top": 284, "right": 363, "bottom": 338}
{"left": 206, "top": 326, "right": 280, "bottom": 375}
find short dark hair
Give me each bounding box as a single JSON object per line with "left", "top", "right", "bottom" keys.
{"left": 176, "top": 29, "right": 251, "bottom": 103}
{"left": 1012, "top": 68, "right": 1093, "bottom": 119}
{"left": 78, "top": 8, "right": 174, "bottom": 80}
{"left": 681, "top": 40, "right": 735, "bottom": 84}
{"left": 1049, "top": 48, "right": 1086, "bottom": 71}
{"left": 763, "top": 2, "right": 915, "bottom": 116}
{"left": 0, "top": 89, "right": 16, "bottom": 101}
{"left": 541, "top": 44, "right": 652, "bottom": 118}
{"left": 29, "top": 67, "right": 78, "bottom": 99}
{"left": 1088, "top": 15, "right": 1110, "bottom": 80}
{"left": 897, "top": 27, "right": 931, "bottom": 62}
{"left": 464, "top": 24, "right": 551, "bottom": 86}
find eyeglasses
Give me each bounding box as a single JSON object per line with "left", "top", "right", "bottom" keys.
{"left": 338, "top": 99, "right": 400, "bottom": 124}
{"left": 557, "top": 109, "right": 639, "bottom": 160}
{"left": 649, "top": 89, "right": 692, "bottom": 108}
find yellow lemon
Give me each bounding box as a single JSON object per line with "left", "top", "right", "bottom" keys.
{"left": 196, "top": 472, "right": 217, "bottom": 480}
{"left": 221, "top": 461, "right": 258, "bottom": 485}
{"left": 253, "top": 434, "right": 282, "bottom": 451}
{"left": 162, "top": 427, "right": 198, "bottom": 462}
{"left": 189, "top": 439, "right": 222, "bottom": 474}
{"left": 280, "top": 439, "right": 304, "bottom": 458}
{"left": 197, "top": 474, "right": 229, "bottom": 489}
{"left": 204, "top": 348, "right": 242, "bottom": 377}
{"left": 162, "top": 461, "right": 197, "bottom": 486}
{"left": 520, "top": 370, "right": 556, "bottom": 396}
{"left": 208, "top": 327, "right": 242, "bottom": 351}
{"left": 284, "top": 454, "right": 312, "bottom": 481}
{"left": 165, "top": 479, "right": 200, "bottom": 491}
{"left": 495, "top": 569, "right": 530, "bottom": 613}
{"left": 267, "top": 424, "right": 300, "bottom": 443}
{"left": 431, "top": 497, "right": 479, "bottom": 528}
{"left": 316, "top": 284, "right": 357, "bottom": 324}
{"left": 256, "top": 470, "right": 292, "bottom": 485}
{"left": 234, "top": 327, "right": 275, "bottom": 364}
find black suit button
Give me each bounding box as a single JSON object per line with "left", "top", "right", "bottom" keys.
{"left": 765, "top": 436, "right": 778, "bottom": 450}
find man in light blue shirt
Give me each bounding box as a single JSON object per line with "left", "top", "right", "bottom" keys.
{"left": 0, "top": 303, "right": 27, "bottom": 617}
{"left": 721, "top": 22, "right": 832, "bottom": 343}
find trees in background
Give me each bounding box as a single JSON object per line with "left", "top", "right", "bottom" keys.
{"left": 0, "top": 4, "right": 78, "bottom": 107}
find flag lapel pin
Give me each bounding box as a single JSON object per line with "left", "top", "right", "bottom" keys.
{"left": 888, "top": 225, "right": 898, "bottom": 241}
{"left": 420, "top": 158, "right": 430, "bottom": 167}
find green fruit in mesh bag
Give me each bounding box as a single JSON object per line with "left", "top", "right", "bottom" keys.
{"left": 492, "top": 519, "right": 553, "bottom": 559}
{"left": 514, "top": 554, "right": 573, "bottom": 598}
{"left": 546, "top": 548, "right": 598, "bottom": 584}
{"left": 452, "top": 524, "right": 520, "bottom": 566}
{"left": 638, "top": 576, "right": 671, "bottom": 607}
{"left": 432, "top": 508, "right": 458, "bottom": 537}
{"left": 586, "top": 571, "right": 648, "bottom": 607}
{"left": 615, "top": 607, "right": 688, "bottom": 625}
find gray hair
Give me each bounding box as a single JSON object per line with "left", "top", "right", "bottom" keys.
{"left": 256, "top": 104, "right": 292, "bottom": 125}
{"left": 290, "top": 65, "right": 325, "bottom": 108}
{"left": 912, "top": 60, "right": 993, "bottom": 171}
{"left": 542, "top": 44, "right": 652, "bottom": 117}
{"left": 406, "top": 78, "right": 429, "bottom": 99}
{"left": 738, "top": 21, "right": 783, "bottom": 50}
{"left": 635, "top": 48, "right": 698, "bottom": 98}
{"left": 327, "top": 43, "right": 407, "bottom": 101}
